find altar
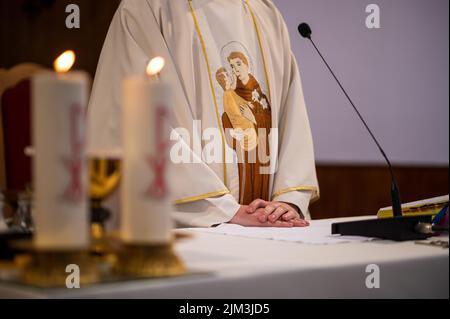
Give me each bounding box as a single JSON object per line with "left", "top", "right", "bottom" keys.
{"left": 0, "top": 217, "right": 447, "bottom": 299}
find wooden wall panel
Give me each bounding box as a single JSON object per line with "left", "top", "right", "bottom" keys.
{"left": 310, "top": 165, "right": 449, "bottom": 219}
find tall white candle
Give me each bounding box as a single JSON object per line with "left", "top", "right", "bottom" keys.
{"left": 32, "top": 51, "right": 89, "bottom": 250}
{"left": 121, "top": 57, "right": 173, "bottom": 244}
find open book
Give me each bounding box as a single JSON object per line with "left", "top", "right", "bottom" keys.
{"left": 377, "top": 195, "right": 449, "bottom": 218}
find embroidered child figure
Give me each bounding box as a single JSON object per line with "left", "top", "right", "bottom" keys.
{"left": 216, "top": 67, "right": 258, "bottom": 152}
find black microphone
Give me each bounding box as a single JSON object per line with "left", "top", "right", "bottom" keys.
{"left": 298, "top": 23, "right": 312, "bottom": 39}
{"left": 298, "top": 22, "right": 402, "bottom": 218}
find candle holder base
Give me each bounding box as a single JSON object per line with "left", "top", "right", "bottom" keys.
{"left": 113, "top": 243, "right": 185, "bottom": 278}
{"left": 21, "top": 250, "right": 100, "bottom": 287}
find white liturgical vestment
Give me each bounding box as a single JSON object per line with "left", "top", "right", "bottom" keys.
{"left": 88, "top": 0, "right": 319, "bottom": 227}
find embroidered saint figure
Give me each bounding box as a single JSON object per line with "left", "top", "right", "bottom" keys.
{"left": 217, "top": 51, "right": 272, "bottom": 205}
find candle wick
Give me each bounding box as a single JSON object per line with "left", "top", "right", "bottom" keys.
{"left": 146, "top": 72, "right": 160, "bottom": 82}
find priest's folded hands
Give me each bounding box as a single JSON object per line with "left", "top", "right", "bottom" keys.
{"left": 229, "top": 199, "right": 310, "bottom": 228}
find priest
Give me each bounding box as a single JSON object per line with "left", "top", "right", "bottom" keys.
{"left": 88, "top": 0, "right": 319, "bottom": 227}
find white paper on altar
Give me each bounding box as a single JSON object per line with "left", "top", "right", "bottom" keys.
{"left": 186, "top": 219, "right": 374, "bottom": 245}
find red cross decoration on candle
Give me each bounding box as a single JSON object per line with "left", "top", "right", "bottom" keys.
{"left": 146, "top": 105, "right": 169, "bottom": 199}
{"left": 62, "top": 103, "right": 85, "bottom": 203}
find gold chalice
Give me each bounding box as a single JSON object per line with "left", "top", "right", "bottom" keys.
{"left": 89, "top": 157, "right": 121, "bottom": 257}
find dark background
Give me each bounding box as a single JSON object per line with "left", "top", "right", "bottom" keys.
{"left": 0, "top": 0, "right": 121, "bottom": 75}
{"left": 0, "top": 0, "right": 448, "bottom": 219}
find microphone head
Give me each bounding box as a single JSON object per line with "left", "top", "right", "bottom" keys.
{"left": 298, "top": 23, "right": 312, "bottom": 39}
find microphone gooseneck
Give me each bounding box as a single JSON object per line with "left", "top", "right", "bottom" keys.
{"left": 298, "top": 23, "right": 402, "bottom": 217}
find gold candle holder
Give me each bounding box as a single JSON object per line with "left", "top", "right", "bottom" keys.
{"left": 113, "top": 243, "right": 185, "bottom": 278}
{"left": 20, "top": 249, "right": 100, "bottom": 288}
{"left": 18, "top": 157, "right": 121, "bottom": 288}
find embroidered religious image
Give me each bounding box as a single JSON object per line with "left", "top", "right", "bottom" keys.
{"left": 216, "top": 43, "right": 272, "bottom": 205}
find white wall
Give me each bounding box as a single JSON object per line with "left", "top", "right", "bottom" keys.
{"left": 273, "top": 0, "right": 449, "bottom": 166}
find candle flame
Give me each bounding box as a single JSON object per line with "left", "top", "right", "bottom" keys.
{"left": 54, "top": 50, "right": 76, "bottom": 73}
{"left": 146, "top": 57, "right": 165, "bottom": 76}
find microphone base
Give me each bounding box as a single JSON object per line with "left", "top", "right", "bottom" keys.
{"left": 331, "top": 215, "right": 434, "bottom": 241}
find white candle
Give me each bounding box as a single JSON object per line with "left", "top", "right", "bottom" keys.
{"left": 121, "top": 57, "right": 173, "bottom": 244}
{"left": 32, "top": 51, "right": 89, "bottom": 250}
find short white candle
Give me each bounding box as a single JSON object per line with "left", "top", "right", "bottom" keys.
{"left": 121, "top": 57, "right": 173, "bottom": 244}
{"left": 32, "top": 51, "right": 90, "bottom": 250}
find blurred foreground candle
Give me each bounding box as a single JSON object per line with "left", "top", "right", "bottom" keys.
{"left": 121, "top": 57, "right": 173, "bottom": 243}
{"left": 32, "top": 50, "right": 89, "bottom": 249}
